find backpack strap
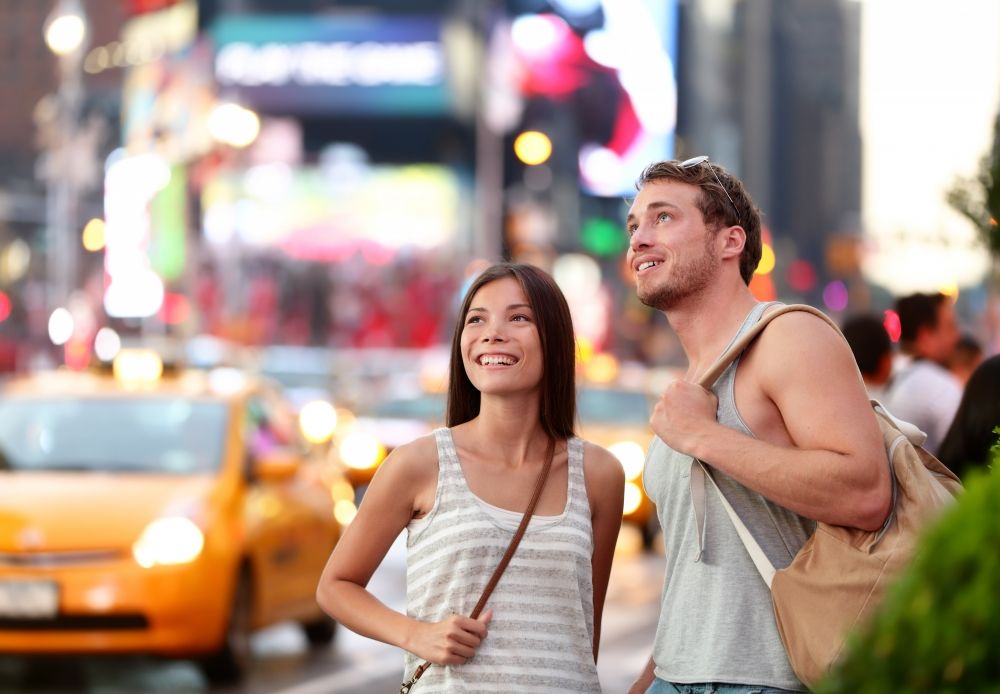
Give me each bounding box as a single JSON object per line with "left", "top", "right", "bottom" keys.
{"left": 689, "top": 303, "right": 844, "bottom": 579}
{"left": 696, "top": 304, "right": 843, "bottom": 387}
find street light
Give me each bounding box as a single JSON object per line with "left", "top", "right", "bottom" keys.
{"left": 44, "top": 0, "right": 88, "bottom": 57}
{"left": 42, "top": 0, "right": 89, "bottom": 340}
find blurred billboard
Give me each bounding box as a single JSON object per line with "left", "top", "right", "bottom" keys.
{"left": 211, "top": 15, "right": 455, "bottom": 116}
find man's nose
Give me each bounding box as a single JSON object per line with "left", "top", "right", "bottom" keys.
{"left": 629, "top": 224, "right": 652, "bottom": 253}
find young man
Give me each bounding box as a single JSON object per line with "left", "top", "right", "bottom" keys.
{"left": 624, "top": 158, "right": 891, "bottom": 694}
{"left": 883, "top": 292, "right": 962, "bottom": 454}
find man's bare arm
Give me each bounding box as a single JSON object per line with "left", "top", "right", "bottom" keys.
{"left": 650, "top": 312, "right": 891, "bottom": 530}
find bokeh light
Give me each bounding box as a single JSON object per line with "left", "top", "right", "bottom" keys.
{"left": 822, "top": 280, "right": 849, "bottom": 312}
{"left": 81, "top": 218, "right": 106, "bottom": 252}
{"left": 755, "top": 243, "right": 776, "bottom": 275}
{"left": 786, "top": 259, "right": 817, "bottom": 293}
{"left": 48, "top": 308, "right": 74, "bottom": 346}
{"left": 883, "top": 310, "right": 902, "bottom": 343}
{"left": 513, "top": 130, "right": 553, "bottom": 166}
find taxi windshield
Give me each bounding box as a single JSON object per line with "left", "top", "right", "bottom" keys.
{"left": 0, "top": 397, "right": 229, "bottom": 475}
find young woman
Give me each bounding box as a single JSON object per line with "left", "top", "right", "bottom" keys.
{"left": 317, "top": 263, "right": 625, "bottom": 692}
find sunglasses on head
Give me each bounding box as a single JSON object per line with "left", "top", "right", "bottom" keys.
{"left": 679, "top": 155, "right": 740, "bottom": 225}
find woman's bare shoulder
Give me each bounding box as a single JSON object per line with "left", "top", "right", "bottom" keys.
{"left": 579, "top": 440, "right": 626, "bottom": 485}
{"left": 376, "top": 431, "right": 441, "bottom": 485}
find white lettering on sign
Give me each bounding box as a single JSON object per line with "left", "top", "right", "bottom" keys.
{"left": 215, "top": 41, "right": 444, "bottom": 87}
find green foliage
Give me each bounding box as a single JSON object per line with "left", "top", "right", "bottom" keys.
{"left": 817, "top": 446, "right": 1000, "bottom": 694}
{"left": 947, "top": 109, "right": 1000, "bottom": 262}
{"left": 991, "top": 427, "right": 1000, "bottom": 471}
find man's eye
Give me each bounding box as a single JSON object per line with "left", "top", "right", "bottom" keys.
{"left": 657, "top": 212, "right": 671, "bottom": 223}
{"left": 626, "top": 225, "right": 637, "bottom": 236}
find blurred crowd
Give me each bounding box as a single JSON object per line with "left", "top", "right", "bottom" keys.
{"left": 842, "top": 291, "right": 999, "bottom": 480}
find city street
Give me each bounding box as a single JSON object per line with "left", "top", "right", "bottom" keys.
{"left": 0, "top": 532, "right": 664, "bottom": 694}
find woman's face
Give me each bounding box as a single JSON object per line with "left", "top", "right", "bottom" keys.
{"left": 460, "top": 277, "right": 544, "bottom": 397}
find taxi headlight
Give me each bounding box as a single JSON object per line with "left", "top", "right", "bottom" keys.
{"left": 133, "top": 517, "right": 205, "bottom": 568}
{"left": 609, "top": 441, "right": 646, "bottom": 481}
{"left": 339, "top": 431, "right": 386, "bottom": 470}
{"left": 113, "top": 349, "right": 163, "bottom": 386}
{"left": 334, "top": 499, "right": 358, "bottom": 525}
{"left": 300, "top": 400, "right": 338, "bottom": 444}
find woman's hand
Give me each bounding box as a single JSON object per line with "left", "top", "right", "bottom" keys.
{"left": 407, "top": 609, "right": 493, "bottom": 665}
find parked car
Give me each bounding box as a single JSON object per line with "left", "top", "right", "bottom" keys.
{"left": 0, "top": 353, "right": 342, "bottom": 683}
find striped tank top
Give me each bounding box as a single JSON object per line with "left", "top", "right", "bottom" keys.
{"left": 403, "top": 428, "right": 601, "bottom": 693}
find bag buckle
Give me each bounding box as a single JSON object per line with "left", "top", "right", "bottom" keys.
{"left": 400, "top": 675, "right": 417, "bottom": 693}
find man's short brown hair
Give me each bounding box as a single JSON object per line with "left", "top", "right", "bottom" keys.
{"left": 636, "top": 159, "right": 763, "bottom": 284}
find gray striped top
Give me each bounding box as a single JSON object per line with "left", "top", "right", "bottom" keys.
{"left": 403, "top": 428, "right": 601, "bottom": 693}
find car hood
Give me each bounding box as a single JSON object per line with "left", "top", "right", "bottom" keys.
{"left": 0, "top": 473, "right": 219, "bottom": 552}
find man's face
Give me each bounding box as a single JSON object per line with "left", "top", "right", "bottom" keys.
{"left": 923, "top": 300, "right": 960, "bottom": 365}
{"left": 625, "top": 179, "right": 720, "bottom": 311}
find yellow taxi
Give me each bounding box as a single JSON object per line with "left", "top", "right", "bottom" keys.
{"left": 0, "top": 352, "right": 342, "bottom": 683}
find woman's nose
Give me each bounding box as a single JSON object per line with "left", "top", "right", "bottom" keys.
{"left": 481, "top": 325, "right": 506, "bottom": 342}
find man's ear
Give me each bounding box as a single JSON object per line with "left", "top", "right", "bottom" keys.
{"left": 720, "top": 225, "right": 746, "bottom": 260}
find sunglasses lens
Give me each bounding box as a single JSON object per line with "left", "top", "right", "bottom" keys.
{"left": 680, "top": 155, "right": 709, "bottom": 168}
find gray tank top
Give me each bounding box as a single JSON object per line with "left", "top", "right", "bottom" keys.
{"left": 643, "top": 302, "right": 813, "bottom": 690}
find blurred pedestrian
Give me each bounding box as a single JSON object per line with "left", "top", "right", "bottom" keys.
{"left": 937, "top": 354, "right": 1000, "bottom": 481}
{"left": 316, "top": 262, "right": 624, "bottom": 692}
{"left": 883, "top": 292, "right": 962, "bottom": 454}
{"left": 841, "top": 314, "right": 894, "bottom": 400}
{"left": 949, "top": 333, "right": 983, "bottom": 386}
{"left": 623, "top": 157, "right": 889, "bottom": 694}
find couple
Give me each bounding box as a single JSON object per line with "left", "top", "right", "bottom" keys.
{"left": 316, "top": 159, "right": 892, "bottom": 693}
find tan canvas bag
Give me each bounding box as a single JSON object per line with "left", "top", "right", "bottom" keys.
{"left": 691, "top": 303, "right": 963, "bottom": 687}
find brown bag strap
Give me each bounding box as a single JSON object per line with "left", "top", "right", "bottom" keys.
{"left": 696, "top": 303, "right": 843, "bottom": 390}
{"left": 401, "top": 436, "right": 556, "bottom": 693}
{"left": 690, "top": 304, "right": 844, "bottom": 570}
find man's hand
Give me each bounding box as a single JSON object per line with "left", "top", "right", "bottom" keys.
{"left": 650, "top": 380, "right": 719, "bottom": 456}
{"left": 406, "top": 609, "right": 493, "bottom": 665}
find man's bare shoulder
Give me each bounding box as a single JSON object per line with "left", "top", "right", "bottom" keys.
{"left": 757, "top": 307, "right": 848, "bottom": 355}
{"left": 750, "top": 307, "right": 860, "bottom": 387}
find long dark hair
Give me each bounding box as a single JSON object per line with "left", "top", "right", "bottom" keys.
{"left": 446, "top": 263, "right": 576, "bottom": 440}
{"left": 937, "top": 354, "right": 1000, "bottom": 479}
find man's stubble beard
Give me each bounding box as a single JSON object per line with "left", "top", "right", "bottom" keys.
{"left": 637, "top": 235, "right": 721, "bottom": 312}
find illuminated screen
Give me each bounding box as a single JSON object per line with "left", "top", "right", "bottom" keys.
{"left": 508, "top": 0, "right": 679, "bottom": 196}
{"left": 211, "top": 15, "right": 451, "bottom": 115}
{"left": 201, "top": 164, "right": 464, "bottom": 261}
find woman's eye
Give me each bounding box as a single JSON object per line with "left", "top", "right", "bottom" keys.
{"left": 466, "top": 316, "right": 482, "bottom": 324}
{"left": 511, "top": 314, "right": 529, "bottom": 322}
